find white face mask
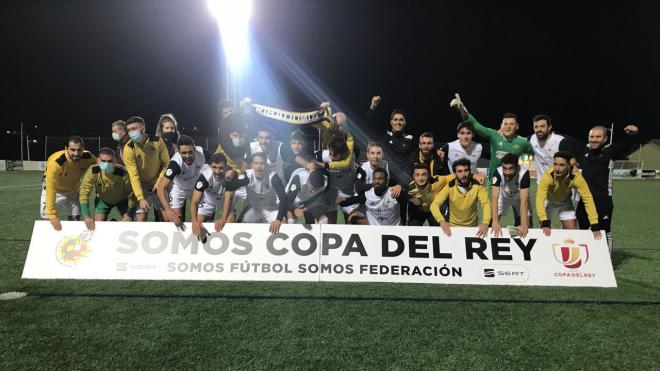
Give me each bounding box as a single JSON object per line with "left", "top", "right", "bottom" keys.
{"left": 112, "top": 133, "right": 123, "bottom": 142}
{"left": 232, "top": 137, "right": 244, "bottom": 147}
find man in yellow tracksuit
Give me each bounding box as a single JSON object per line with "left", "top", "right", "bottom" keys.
{"left": 536, "top": 151, "right": 602, "bottom": 239}
{"left": 79, "top": 148, "right": 136, "bottom": 230}
{"left": 41, "top": 136, "right": 97, "bottom": 231}
{"left": 407, "top": 163, "right": 455, "bottom": 226}
{"left": 122, "top": 116, "right": 170, "bottom": 221}
{"left": 431, "top": 158, "right": 490, "bottom": 237}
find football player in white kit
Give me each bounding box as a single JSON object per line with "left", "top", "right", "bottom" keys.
{"left": 156, "top": 135, "right": 206, "bottom": 229}
{"left": 444, "top": 122, "right": 483, "bottom": 174}
{"left": 190, "top": 153, "right": 237, "bottom": 240}
{"left": 355, "top": 142, "right": 391, "bottom": 193}
{"left": 225, "top": 152, "right": 288, "bottom": 233}
{"left": 338, "top": 167, "right": 407, "bottom": 225}
{"left": 530, "top": 114, "right": 570, "bottom": 178}
{"left": 247, "top": 126, "right": 286, "bottom": 181}
{"left": 285, "top": 168, "right": 332, "bottom": 224}
{"left": 490, "top": 153, "right": 532, "bottom": 238}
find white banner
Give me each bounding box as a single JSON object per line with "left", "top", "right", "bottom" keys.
{"left": 22, "top": 221, "right": 617, "bottom": 287}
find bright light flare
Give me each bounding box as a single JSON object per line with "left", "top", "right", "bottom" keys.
{"left": 208, "top": 0, "right": 253, "bottom": 73}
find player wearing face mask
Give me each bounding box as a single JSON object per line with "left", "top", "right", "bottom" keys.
{"left": 79, "top": 147, "right": 136, "bottom": 230}
{"left": 122, "top": 116, "right": 170, "bottom": 222}
{"left": 214, "top": 113, "right": 249, "bottom": 174}
{"left": 156, "top": 113, "right": 181, "bottom": 158}
{"left": 111, "top": 120, "right": 129, "bottom": 165}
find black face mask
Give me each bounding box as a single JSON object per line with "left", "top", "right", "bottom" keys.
{"left": 162, "top": 132, "right": 178, "bottom": 143}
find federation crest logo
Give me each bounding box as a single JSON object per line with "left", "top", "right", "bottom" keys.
{"left": 55, "top": 232, "right": 93, "bottom": 266}
{"left": 553, "top": 239, "right": 589, "bottom": 269}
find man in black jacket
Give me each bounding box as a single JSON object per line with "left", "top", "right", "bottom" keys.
{"left": 367, "top": 95, "right": 416, "bottom": 224}
{"left": 576, "top": 124, "right": 639, "bottom": 255}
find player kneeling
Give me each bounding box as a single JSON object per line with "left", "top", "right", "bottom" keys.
{"left": 286, "top": 167, "right": 332, "bottom": 224}
{"left": 190, "top": 154, "right": 237, "bottom": 241}
{"left": 536, "top": 151, "right": 602, "bottom": 239}
{"left": 490, "top": 153, "right": 532, "bottom": 238}
{"left": 79, "top": 148, "right": 136, "bottom": 230}
{"left": 223, "top": 152, "right": 288, "bottom": 234}
{"left": 338, "top": 167, "right": 407, "bottom": 225}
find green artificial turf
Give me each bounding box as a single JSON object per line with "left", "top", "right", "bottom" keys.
{"left": 1, "top": 172, "right": 659, "bottom": 370}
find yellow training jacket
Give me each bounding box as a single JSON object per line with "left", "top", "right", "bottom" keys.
{"left": 536, "top": 168, "right": 599, "bottom": 227}
{"left": 313, "top": 114, "right": 355, "bottom": 171}
{"left": 43, "top": 149, "right": 96, "bottom": 218}
{"left": 408, "top": 174, "right": 454, "bottom": 213}
{"left": 79, "top": 164, "right": 136, "bottom": 212}
{"left": 430, "top": 178, "right": 491, "bottom": 227}
{"left": 122, "top": 135, "right": 170, "bottom": 201}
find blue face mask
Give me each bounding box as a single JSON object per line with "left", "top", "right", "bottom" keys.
{"left": 99, "top": 162, "right": 114, "bottom": 174}
{"left": 128, "top": 130, "right": 143, "bottom": 142}
{"left": 112, "top": 133, "right": 123, "bottom": 142}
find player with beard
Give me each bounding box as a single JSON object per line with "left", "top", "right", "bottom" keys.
{"left": 190, "top": 154, "right": 237, "bottom": 240}
{"left": 156, "top": 135, "right": 206, "bottom": 229}
{"left": 430, "top": 158, "right": 490, "bottom": 237}
{"left": 355, "top": 142, "right": 392, "bottom": 193}
{"left": 575, "top": 124, "right": 639, "bottom": 253}
{"left": 412, "top": 132, "right": 445, "bottom": 177}
{"left": 222, "top": 152, "right": 288, "bottom": 234}
{"left": 529, "top": 114, "right": 581, "bottom": 178}
{"left": 41, "top": 136, "right": 97, "bottom": 230}
{"left": 536, "top": 151, "right": 602, "bottom": 239}
{"left": 247, "top": 126, "right": 286, "bottom": 181}
{"left": 338, "top": 167, "right": 407, "bottom": 225}
{"left": 490, "top": 153, "right": 531, "bottom": 238}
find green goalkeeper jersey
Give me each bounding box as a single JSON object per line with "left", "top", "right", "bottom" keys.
{"left": 467, "top": 114, "right": 533, "bottom": 181}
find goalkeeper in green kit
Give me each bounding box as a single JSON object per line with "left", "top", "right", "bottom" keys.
{"left": 449, "top": 94, "right": 533, "bottom": 183}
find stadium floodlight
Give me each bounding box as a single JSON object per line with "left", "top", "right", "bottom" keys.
{"left": 207, "top": 0, "right": 253, "bottom": 73}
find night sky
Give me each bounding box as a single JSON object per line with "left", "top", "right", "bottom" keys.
{"left": 2, "top": 0, "right": 659, "bottom": 160}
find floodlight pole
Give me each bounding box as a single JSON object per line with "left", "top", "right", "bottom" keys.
{"left": 225, "top": 64, "right": 239, "bottom": 109}
{"left": 20, "top": 121, "right": 24, "bottom": 162}
{"left": 26, "top": 135, "right": 31, "bottom": 161}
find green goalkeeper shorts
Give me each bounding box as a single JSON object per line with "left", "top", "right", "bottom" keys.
{"left": 94, "top": 198, "right": 130, "bottom": 216}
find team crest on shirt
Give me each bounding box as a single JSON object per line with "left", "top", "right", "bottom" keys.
{"left": 238, "top": 174, "right": 245, "bottom": 180}
{"left": 166, "top": 169, "right": 173, "bottom": 177}
{"left": 196, "top": 181, "right": 203, "bottom": 189}
{"left": 357, "top": 173, "right": 362, "bottom": 179}
{"left": 290, "top": 184, "right": 297, "bottom": 192}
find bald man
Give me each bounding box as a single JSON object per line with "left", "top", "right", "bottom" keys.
{"left": 576, "top": 124, "right": 639, "bottom": 255}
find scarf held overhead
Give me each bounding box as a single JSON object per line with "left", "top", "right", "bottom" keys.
{"left": 243, "top": 99, "right": 326, "bottom": 125}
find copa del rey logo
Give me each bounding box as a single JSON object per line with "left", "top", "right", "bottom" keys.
{"left": 553, "top": 239, "right": 589, "bottom": 269}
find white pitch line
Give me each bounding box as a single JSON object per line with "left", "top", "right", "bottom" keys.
{"left": 0, "top": 184, "right": 41, "bottom": 190}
